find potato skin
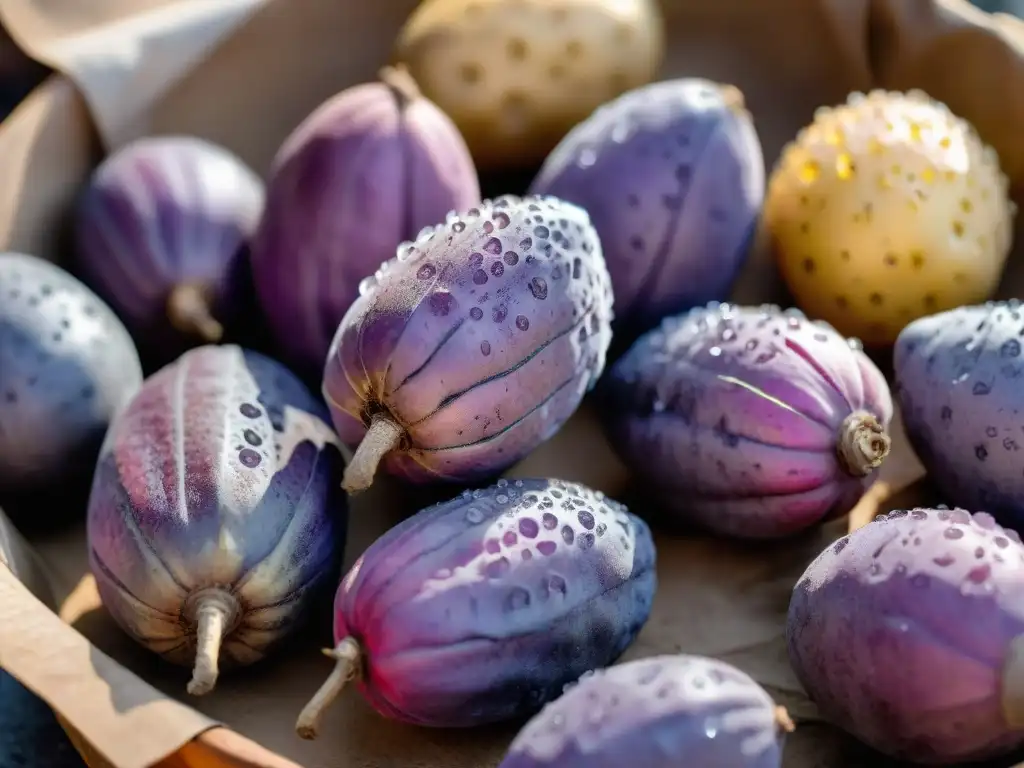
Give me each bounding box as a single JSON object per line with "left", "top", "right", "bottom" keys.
{"left": 394, "top": 0, "right": 665, "bottom": 170}
{"left": 788, "top": 507, "right": 1024, "bottom": 764}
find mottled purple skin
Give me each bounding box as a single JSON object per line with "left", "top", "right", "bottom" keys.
{"left": 75, "top": 136, "right": 265, "bottom": 345}
{"left": 500, "top": 655, "right": 785, "bottom": 768}
{"left": 895, "top": 301, "right": 1024, "bottom": 531}
{"left": 0, "top": 253, "right": 142, "bottom": 491}
{"left": 529, "top": 78, "right": 764, "bottom": 344}
{"left": 332, "top": 478, "right": 655, "bottom": 726}
{"left": 788, "top": 507, "right": 1024, "bottom": 764}
{"left": 602, "top": 303, "right": 893, "bottom": 538}
{"left": 323, "top": 195, "right": 613, "bottom": 485}
{"left": 250, "top": 74, "right": 481, "bottom": 375}
{"left": 87, "top": 345, "right": 346, "bottom": 670}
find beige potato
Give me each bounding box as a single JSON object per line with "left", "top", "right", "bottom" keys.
{"left": 393, "top": 0, "right": 664, "bottom": 170}
{"left": 766, "top": 89, "right": 1016, "bottom": 347}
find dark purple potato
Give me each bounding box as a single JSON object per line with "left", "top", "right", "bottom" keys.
{"left": 74, "top": 136, "right": 264, "bottom": 351}
{"left": 87, "top": 345, "right": 346, "bottom": 696}
{"left": 499, "top": 655, "right": 792, "bottom": 768}
{"left": 0, "top": 252, "right": 142, "bottom": 494}
{"left": 250, "top": 65, "right": 481, "bottom": 375}
{"left": 788, "top": 506, "right": 1024, "bottom": 764}
{"left": 530, "top": 78, "right": 764, "bottom": 344}
{"left": 323, "top": 194, "right": 614, "bottom": 493}
{"left": 602, "top": 303, "right": 893, "bottom": 538}
{"left": 295, "top": 478, "right": 655, "bottom": 738}
{"left": 895, "top": 300, "right": 1024, "bottom": 530}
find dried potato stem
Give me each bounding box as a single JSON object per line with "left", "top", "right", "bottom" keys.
{"left": 774, "top": 706, "right": 796, "bottom": 734}
{"left": 379, "top": 63, "right": 420, "bottom": 107}
{"left": 342, "top": 413, "right": 404, "bottom": 493}
{"left": 186, "top": 588, "right": 239, "bottom": 696}
{"left": 836, "top": 410, "right": 891, "bottom": 477}
{"left": 295, "top": 637, "right": 363, "bottom": 740}
{"left": 167, "top": 282, "right": 224, "bottom": 342}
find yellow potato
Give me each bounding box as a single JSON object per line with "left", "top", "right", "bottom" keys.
{"left": 393, "top": 0, "right": 664, "bottom": 170}
{"left": 766, "top": 89, "right": 1016, "bottom": 347}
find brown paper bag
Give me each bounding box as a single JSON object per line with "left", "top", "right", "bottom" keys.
{"left": 0, "top": 1, "right": 1021, "bottom": 767}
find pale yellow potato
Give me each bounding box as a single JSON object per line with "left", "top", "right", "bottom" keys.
{"left": 766, "top": 89, "right": 1016, "bottom": 347}
{"left": 393, "top": 0, "right": 664, "bottom": 170}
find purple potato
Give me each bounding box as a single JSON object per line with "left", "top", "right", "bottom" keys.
{"left": 499, "top": 655, "right": 792, "bottom": 768}
{"left": 895, "top": 301, "right": 1024, "bottom": 530}
{"left": 0, "top": 252, "right": 142, "bottom": 493}
{"left": 602, "top": 303, "right": 893, "bottom": 538}
{"left": 530, "top": 78, "right": 764, "bottom": 343}
{"left": 74, "top": 136, "right": 264, "bottom": 351}
{"left": 250, "top": 66, "right": 481, "bottom": 375}
{"left": 294, "top": 478, "right": 655, "bottom": 738}
{"left": 87, "top": 345, "right": 346, "bottom": 696}
{"left": 788, "top": 506, "right": 1024, "bottom": 764}
{"left": 323, "top": 194, "right": 613, "bottom": 493}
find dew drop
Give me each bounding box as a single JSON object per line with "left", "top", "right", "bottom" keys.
{"left": 496, "top": 493, "right": 509, "bottom": 504}
{"left": 417, "top": 263, "right": 437, "bottom": 280}
{"left": 469, "top": 252, "right": 484, "bottom": 267}
{"left": 519, "top": 518, "right": 539, "bottom": 538}
{"left": 516, "top": 315, "right": 530, "bottom": 331}
{"left": 537, "top": 541, "right": 557, "bottom": 556}
{"left": 466, "top": 508, "right": 485, "bottom": 523}
{"left": 473, "top": 269, "right": 488, "bottom": 285}
{"left": 967, "top": 564, "right": 991, "bottom": 583}
{"left": 530, "top": 277, "right": 549, "bottom": 300}
{"left": 470, "top": 307, "right": 483, "bottom": 320}
{"left": 561, "top": 525, "right": 575, "bottom": 544}
{"left": 429, "top": 291, "right": 455, "bottom": 316}
{"left": 480, "top": 341, "right": 491, "bottom": 356}
{"left": 485, "top": 557, "right": 511, "bottom": 578}
{"left": 238, "top": 448, "right": 261, "bottom": 468}
{"left": 577, "top": 510, "right": 595, "bottom": 529}
{"left": 944, "top": 527, "right": 965, "bottom": 540}
{"left": 932, "top": 553, "right": 955, "bottom": 567}
{"left": 542, "top": 512, "right": 558, "bottom": 529}
{"left": 239, "top": 402, "right": 261, "bottom": 418}
{"left": 491, "top": 261, "right": 504, "bottom": 277}
{"left": 243, "top": 429, "right": 262, "bottom": 447}
{"left": 492, "top": 305, "right": 508, "bottom": 323}
{"left": 504, "top": 251, "right": 519, "bottom": 266}
{"left": 546, "top": 574, "right": 568, "bottom": 596}
{"left": 506, "top": 587, "right": 531, "bottom": 610}
{"left": 503, "top": 531, "right": 518, "bottom": 546}
{"left": 535, "top": 225, "right": 550, "bottom": 238}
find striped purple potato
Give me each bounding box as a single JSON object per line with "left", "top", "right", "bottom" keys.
{"left": 0, "top": 253, "right": 142, "bottom": 494}
{"left": 499, "top": 655, "right": 792, "bottom": 768}
{"left": 602, "top": 303, "right": 893, "bottom": 538}
{"left": 529, "top": 78, "right": 764, "bottom": 343}
{"left": 323, "top": 195, "right": 613, "bottom": 493}
{"left": 250, "top": 66, "right": 481, "bottom": 375}
{"left": 895, "top": 301, "right": 1024, "bottom": 530}
{"left": 74, "top": 136, "right": 264, "bottom": 350}
{"left": 294, "top": 478, "right": 656, "bottom": 738}
{"left": 788, "top": 507, "right": 1024, "bottom": 764}
{"left": 87, "top": 345, "right": 346, "bottom": 696}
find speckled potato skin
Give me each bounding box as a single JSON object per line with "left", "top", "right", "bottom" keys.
{"left": 250, "top": 72, "right": 481, "bottom": 375}
{"left": 602, "top": 303, "right": 893, "bottom": 538}
{"left": 499, "top": 655, "right": 785, "bottom": 768}
{"left": 333, "top": 478, "right": 656, "bottom": 726}
{"left": 766, "top": 90, "right": 1015, "bottom": 347}
{"left": 323, "top": 195, "right": 613, "bottom": 484}
{"left": 895, "top": 301, "right": 1024, "bottom": 529}
{"left": 788, "top": 507, "right": 1024, "bottom": 764}
{"left": 0, "top": 253, "right": 142, "bottom": 491}
{"left": 87, "top": 345, "right": 346, "bottom": 670}
{"left": 394, "top": 0, "right": 665, "bottom": 170}
{"left": 530, "top": 78, "right": 764, "bottom": 341}
{"left": 75, "top": 136, "right": 264, "bottom": 345}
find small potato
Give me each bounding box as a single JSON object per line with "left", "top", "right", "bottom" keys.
{"left": 394, "top": 0, "right": 664, "bottom": 170}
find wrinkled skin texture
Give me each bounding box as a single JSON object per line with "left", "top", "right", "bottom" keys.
{"left": 0, "top": 253, "right": 142, "bottom": 491}
{"left": 788, "top": 507, "right": 1024, "bottom": 764}
{"left": 602, "top": 303, "right": 893, "bottom": 538}
{"left": 333, "top": 478, "right": 656, "bottom": 726}
{"left": 87, "top": 345, "right": 345, "bottom": 671}
{"left": 75, "top": 136, "right": 265, "bottom": 346}
{"left": 250, "top": 73, "right": 481, "bottom": 375}
{"left": 530, "top": 78, "right": 764, "bottom": 342}
{"left": 323, "top": 195, "right": 613, "bottom": 484}
{"left": 499, "top": 655, "right": 785, "bottom": 768}
{"left": 895, "top": 301, "right": 1024, "bottom": 530}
